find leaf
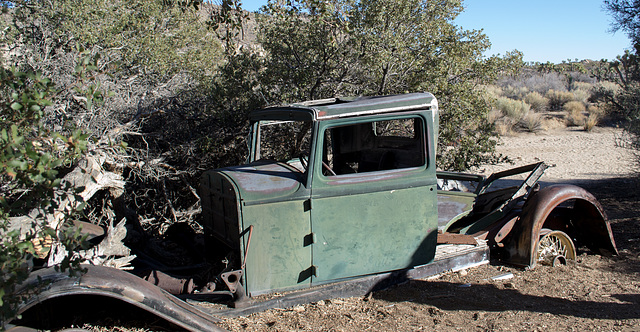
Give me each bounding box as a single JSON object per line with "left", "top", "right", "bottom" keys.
{"left": 10, "top": 102, "right": 23, "bottom": 111}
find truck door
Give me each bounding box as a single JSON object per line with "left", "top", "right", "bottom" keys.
{"left": 309, "top": 115, "right": 438, "bottom": 283}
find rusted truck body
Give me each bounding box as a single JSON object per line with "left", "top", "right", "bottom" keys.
{"left": 11, "top": 93, "right": 617, "bottom": 331}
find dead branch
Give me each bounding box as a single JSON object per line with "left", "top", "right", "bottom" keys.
{"left": 8, "top": 150, "right": 125, "bottom": 239}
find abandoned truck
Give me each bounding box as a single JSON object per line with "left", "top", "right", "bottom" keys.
{"left": 11, "top": 92, "right": 618, "bottom": 331}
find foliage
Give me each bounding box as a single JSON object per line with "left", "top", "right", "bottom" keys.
{"left": 0, "top": 67, "right": 88, "bottom": 328}
{"left": 257, "top": 0, "right": 522, "bottom": 170}
{"left": 495, "top": 97, "right": 530, "bottom": 119}
{"left": 603, "top": 1, "right": 640, "bottom": 150}
{"left": 604, "top": 0, "right": 640, "bottom": 54}
{"left": 6, "top": 0, "right": 222, "bottom": 81}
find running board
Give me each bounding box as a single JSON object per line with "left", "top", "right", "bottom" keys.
{"left": 201, "top": 240, "right": 489, "bottom": 318}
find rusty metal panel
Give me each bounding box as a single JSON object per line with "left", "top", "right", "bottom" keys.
{"left": 14, "top": 266, "right": 225, "bottom": 332}
{"left": 503, "top": 184, "right": 617, "bottom": 267}
{"left": 436, "top": 192, "right": 475, "bottom": 231}
{"left": 437, "top": 232, "right": 478, "bottom": 245}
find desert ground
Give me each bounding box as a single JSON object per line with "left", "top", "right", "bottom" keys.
{"left": 219, "top": 125, "right": 640, "bottom": 331}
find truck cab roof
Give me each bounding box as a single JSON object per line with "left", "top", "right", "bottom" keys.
{"left": 249, "top": 92, "right": 438, "bottom": 122}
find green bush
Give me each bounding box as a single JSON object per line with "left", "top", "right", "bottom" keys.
{"left": 495, "top": 97, "right": 530, "bottom": 120}
{"left": 0, "top": 68, "right": 88, "bottom": 328}
{"left": 259, "top": 0, "right": 522, "bottom": 171}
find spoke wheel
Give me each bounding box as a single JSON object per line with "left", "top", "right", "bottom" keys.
{"left": 536, "top": 229, "right": 576, "bottom": 266}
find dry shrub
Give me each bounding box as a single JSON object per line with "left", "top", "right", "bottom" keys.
{"left": 572, "top": 81, "right": 594, "bottom": 91}
{"left": 518, "top": 111, "right": 543, "bottom": 132}
{"left": 487, "top": 109, "right": 504, "bottom": 124}
{"left": 583, "top": 105, "right": 603, "bottom": 132}
{"left": 487, "top": 109, "right": 512, "bottom": 135}
{"left": 587, "top": 104, "right": 604, "bottom": 117}
{"left": 571, "top": 89, "right": 591, "bottom": 104}
{"left": 499, "top": 72, "right": 566, "bottom": 94}
{"left": 564, "top": 101, "right": 586, "bottom": 126}
{"left": 545, "top": 89, "right": 574, "bottom": 111}
{"left": 494, "top": 117, "right": 517, "bottom": 136}
{"left": 482, "top": 85, "right": 503, "bottom": 99}
{"left": 502, "top": 85, "right": 530, "bottom": 99}
{"left": 595, "top": 80, "right": 620, "bottom": 94}
{"left": 583, "top": 113, "right": 599, "bottom": 132}
{"left": 524, "top": 91, "right": 548, "bottom": 112}
{"left": 495, "top": 97, "right": 530, "bottom": 120}
{"left": 542, "top": 116, "right": 567, "bottom": 131}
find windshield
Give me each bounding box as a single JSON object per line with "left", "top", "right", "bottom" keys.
{"left": 254, "top": 120, "right": 313, "bottom": 164}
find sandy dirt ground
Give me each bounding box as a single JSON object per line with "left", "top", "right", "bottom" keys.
{"left": 219, "top": 126, "right": 640, "bottom": 332}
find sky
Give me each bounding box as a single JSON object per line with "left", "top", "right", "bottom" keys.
{"left": 239, "top": 0, "right": 632, "bottom": 64}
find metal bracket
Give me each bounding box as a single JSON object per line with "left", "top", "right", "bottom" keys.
{"left": 221, "top": 270, "right": 250, "bottom": 308}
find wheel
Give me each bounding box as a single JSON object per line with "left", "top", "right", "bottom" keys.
{"left": 535, "top": 229, "right": 576, "bottom": 266}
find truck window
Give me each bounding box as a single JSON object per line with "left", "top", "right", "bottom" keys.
{"left": 322, "top": 117, "right": 425, "bottom": 176}
{"left": 255, "top": 120, "right": 313, "bottom": 165}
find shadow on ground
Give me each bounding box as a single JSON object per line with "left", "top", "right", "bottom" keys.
{"left": 373, "top": 279, "right": 640, "bottom": 320}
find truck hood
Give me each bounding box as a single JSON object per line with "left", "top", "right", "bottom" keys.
{"left": 216, "top": 160, "right": 305, "bottom": 204}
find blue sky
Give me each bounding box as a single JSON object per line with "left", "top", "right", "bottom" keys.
{"left": 239, "top": 0, "right": 632, "bottom": 64}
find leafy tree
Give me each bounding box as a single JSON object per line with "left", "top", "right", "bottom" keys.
{"left": 603, "top": 0, "right": 640, "bottom": 149}
{"left": 5, "top": 0, "right": 222, "bottom": 79}
{"left": 257, "top": 0, "right": 522, "bottom": 170}
{"left": 0, "top": 67, "right": 89, "bottom": 328}
{"left": 604, "top": 0, "right": 640, "bottom": 53}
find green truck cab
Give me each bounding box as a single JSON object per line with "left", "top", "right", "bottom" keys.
{"left": 201, "top": 93, "right": 440, "bottom": 296}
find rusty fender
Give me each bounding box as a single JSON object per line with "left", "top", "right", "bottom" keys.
{"left": 503, "top": 184, "right": 617, "bottom": 268}
{"left": 14, "top": 265, "right": 225, "bottom": 332}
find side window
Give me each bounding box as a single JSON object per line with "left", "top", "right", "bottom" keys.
{"left": 322, "top": 117, "right": 425, "bottom": 176}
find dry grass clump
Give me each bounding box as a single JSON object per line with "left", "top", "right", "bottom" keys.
{"left": 518, "top": 111, "right": 544, "bottom": 132}
{"left": 572, "top": 81, "right": 594, "bottom": 91}
{"left": 564, "top": 102, "right": 603, "bottom": 131}
{"left": 546, "top": 89, "right": 575, "bottom": 111}
{"left": 482, "top": 85, "right": 503, "bottom": 99}
{"left": 583, "top": 105, "right": 604, "bottom": 132}
{"left": 524, "top": 91, "right": 548, "bottom": 112}
{"left": 494, "top": 117, "right": 518, "bottom": 136}
{"left": 502, "top": 85, "right": 529, "bottom": 100}
{"left": 564, "top": 101, "right": 587, "bottom": 126}
{"left": 571, "top": 89, "right": 591, "bottom": 104}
